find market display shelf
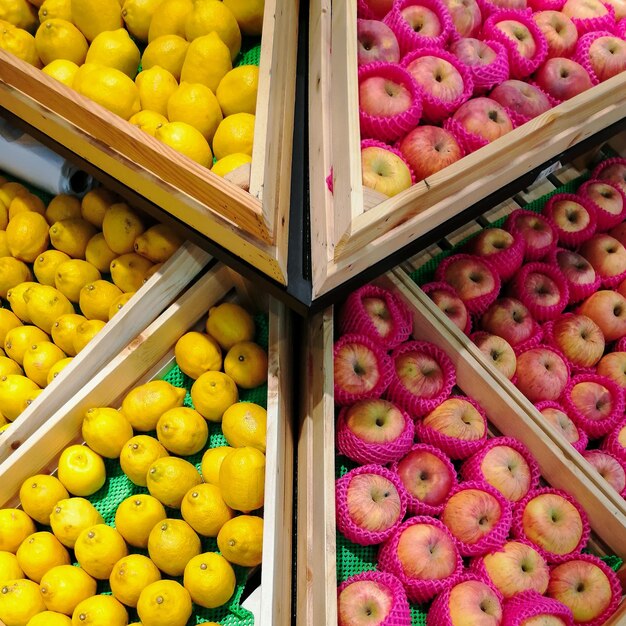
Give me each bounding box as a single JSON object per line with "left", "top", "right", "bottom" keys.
{"left": 0, "top": 263, "right": 294, "bottom": 625}
{"left": 296, "top": 273, "right": 626, "bottom": 625}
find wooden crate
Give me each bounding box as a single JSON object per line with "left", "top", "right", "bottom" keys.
{"left": 0, "top": 263, "right": 294, "bottom": 626}
{"left": 0, "top": 0, "right": 299, "bottom": 285}
{"left": 296, "top": 273, "right": 626, "bottom": 625}
{"left": 308, "top": 0, "right": 626, "bottom": 297}
{"left": 0, "top": 241, "right": 211, "bottom": 464}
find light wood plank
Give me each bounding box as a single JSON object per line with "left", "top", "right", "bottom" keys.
{"left": 481, "top": 199, "right": 521, "bottom": 224}
{"left": 443, "top": 220, "right": 482, "bottom": 248}
{"left": 517, "top": 178, "right": 557, "bottom": 204}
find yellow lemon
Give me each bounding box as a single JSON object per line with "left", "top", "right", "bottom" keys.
{"left": 71, "top": 0, "right": 123, "bottom": 42}
{"left": 8, "top": 193, "right": 46, "bottom": 219}
{"left": 80, "top": 188, "right": 117, "bottom": 228}
{"left": 0, "top": 374, "right": 40, "bottom": 421}
{"left": 0, "top": 552, "right": 23, "bottom": 584}
{"left": 135, "top": 66, "right": 177, "bottom": 117}
{"left": 74, "top": 66, "right": 141, "bottom": 120}
{"left": 147, "top": 519, "right": 200, "bottom": 576}
{"left": 180, "top": 483, "right": 233, "bottom": 537}
{"left": 41, "top": 59, "right": 79, "bottom": 87}
{"left": 180, "top": 31, "right": 231, "bottom": 93}
{"left": 217, "top": 514, "right": 263, "bottom": 567}
{"left": 74, "top": 525, "right": 128, "bottom": 579}
{"left": 224, "top": 341, "right": 268, "bottom": 389}
{"left": 109, "top": 253, "right": 153, "bottom": 292}
{"left": 221, "top": 401, "right": 266, "bottom": 452}
{"left": 55, "top": 259, "right": 101, "bottom": 303}
{"left": 121, "top": 0, "right": 164, "bottom": 42}
{"left": 1, "top": 183, "right": 29, "bottom": 202}
{"left": 49, "top": 498, "right": 103, "bottom": 549}
{"left": 24, "top": 285, "right": 74, "bottom": 334}
{"left": 0, "top": 202, "right": 7, "bottom": 230}
{"left": 223, "top": 0, "right": 264, "bottom": 36}
{"left": 0, "top": 422, "right": 10, "bottom": 434}
{"left": 109, "top": 554, "right": 161, "bottom": 608}
{"left": 6, "top": 282, "right": 38, "bottom": 323}
{"left": 147, "top": 0, "right": 192, "bottom": 41}
{"left": 183, "top": 551, "right": 235, "bottom": 609}
{"left": 0, "top": 510, "right": 36, "bottom": 553}
{"left": 46, "top": 357, "right": 73, "bottom": 384}
{"left": 213, "top": 113, "right": 255, "bottom": 160}
{"left": 137, "top": 580, "right": 191, "bottom": 626}
{"left": 167, "top": 82, "right": 222, "bottom": 143}
{"left": 51, "top": 314, "right": 86, "bottom": 356}
{"left": 155, "top": 122, "right": 213, "bottom": 168}
{"left": 82, "top": 407, "right": 133, "bottom": 458}
{"left": 79, "top": 280, "right": 123, "bottom": 321}
{"left": 27, "top": 612, "right": 72, "bottom": 626}
{"left": 217, "top": 65, "right": 259, "bottom": 116}
{"left": 57, "top": 445, "right": 106, "bottom": 496}
{"left": 6, "top": 211, "right": 49, "bottom": 262}
{"left": 211, "top": 153, "right": 252, "bottom": 178}
{"left": 0, "top": 230, "right": 9, "bottom": 256}
{"left": 19, "top": 387, "right": 42, "bottom": 414}
{"left": 0, "top": 309, "right": 22, "bottom": 345}
{"left": 16, "top": 532, "right": 71, "bottom": 583}
{"left": 49, "top": 218, "right": 97, "bottom": 259}
{"left": 120, "top": 435, "right": 168, "bottom": 486}
{"left": 85, "top": 28, "right": 140, "bottom": 79}
{"left": 108, "top": 292, "right": 135, "bottom": 319}
{"left": 200, "top": 446, "right": 232, "bottom": 485}
{"left": 35, "top": 19, "right": 88, "bottom": 66}
{"left": 23, "top": 341, "right": 66, "bottom": 388}
{"left": 143, "top": 262, "right": 163, "bottom": 282}
{"left": 19, "top": 474, "right": 69, "bottom": 525}
{"left": 174, "top": 331, "right": 222, "bottom": 379}
{"left": 0, "top": 256, "right": 31, "bottom": 296}
{"left": 0, "top": 579, "right": 46, "bottom": 626}
{"left": 72, "top": 319, "right": 106, "bottom": 354}
{"left": 114, "top": 494, "right": 166, "bottom": 548}
{"left": 190, "top": 371, "right": 238, "bottom": 422}
{"left": 102, "top": 203, "right": 145, "bottom": 255}
{"left": 39, "top": 565, "right": 96, "bottom": 615}
{"left": 121, "top": 380, "right": 186, "bottom": 431}
{"left": 4, "top": 326, "right": 48, "bottom": 365}
{"left": 69, "top": 595, "right": 128, "bottom": 626}
{"left": 0, "top": 27, "right": 41, "bottom": 66}
{"left": 141, "top": 34, "right": 188, "bottom": 80}
{"left": 39, "top": 0, "right": 73, "bottom": 23}
{"left": 146, "top": 456, "right": 202, "bottom": 509}
{"left": 156, "top": 406, "right": 208, "bottom": 455}
{"left": 0, "top": 0, "right": 38, "bottom": 31}
{"left": 45, "top": 194, "right": 82, "bottom": 225}
{"left": 134, "top": 224, "right": 182, "bottom": 263}
{"left": 219, "top": 446, "right": 265, "bottom": 512}
{"left": 84, "top": 233, "right": 117, "bottom": 273}
{"left": 206, "top": 302, "right": 255, "bottom": 350}
{"left": 128, "top": 110, "right": 168, "bottom": 137}
{"left": 34, "top": 250, "right": 72, "bottom": 286}
{"left": 0, "top": 356, "right": 20, "bottom": 378}
{"left": 184, "top": 0, "right": 241, "bottom": 60}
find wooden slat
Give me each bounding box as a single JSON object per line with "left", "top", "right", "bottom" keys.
{"left": 443, "top": 220, "right": 482, "bottom": 248}
{"left": 481, "top": 199, "right": 521, "bottom": 224}
{"left": 551, "top": 163, "right": 583, "bottom": 185}
{"left": 517, "top": 178, "right": 557, "bottom": 204}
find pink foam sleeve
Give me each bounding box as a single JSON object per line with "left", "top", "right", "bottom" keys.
{"left": 502, "top": 591, "right": 574, "bottom": 626}
{"left": 443, "top": 116, "right": 490, "bottom": 154}
{"left": 390, "top": 443, "right": 458, "bottom": 516}
{"left": 510, "top": 487, "right": 591, "bottom": 563}
{"left": 334, "top": 333, "right": 394, "bottom": 406}
{"left": 357, "top": 0, "right": 375, "bottom": 18}
{"left": 592, "top": 157, "right": 626, "bottom": 189}
{"left": 475, "top": 0, "right": 528, "bottom": 18}
{"left": 361, "top": 139, "right": 417, "bottom": 185}
{"left": 401, "top": 47, "right": 474, "bottom": 123}
{"left": 601, "top": 419, "right": 626, "bottom": 463}
{"left": 336, "top": 401, "right": 415, "bottom": 465}
{"left": 548, "top": 554, "right": 622, "bottom": 626}
{"left": 421, "top": 281, "right": 472, "bottom": 335}
{"left": 415, "top": 395, "right": 489, "bottom": 460}
{"left": 464, "top": 228, "right": 525, "bottom": 282}
{"left": 509, "top": 262, "right": 569, "bottom": 322}
{"left": 583, "top": 449, "right": 626, "bottom": 497}
{"left": 528, "top": 0, "right": 565, "bottom": 9}
{"left": 511, "top": 320, "right": 545, "bottom": 355}
{"left": 339, "top": 283, "right": 413, "bottom": 350}
{"left": 561, "top": 373, "right": 625, "bottom": 438}
{"left": 453, "top": 38, "right": 510, "bottom": 95}
{"left": 573, "top": 30, "right": 617, "bottom": 86}
{"left": 326, "top": 168, "right": 333, "bottom": 193}
{"left": 534, "top": 399, "right": 589, "bottom": 453}
{"left": 577, "top": 178, "right": 626, "bottom": 232}
{"left": 616, "top": 337, "right": 626, "bottom": 352}
{"left": 383, "top": 0, "right": 454, "bottom": 55}
{"left": 358, "top": 63, "right": 423, "bottom": 142}
{"left": 504, "top": 209, "right": 558, "bottom": 261}
{"left": 617, "top": 18, "right": 626, "bottom": 38}
{"left": 481, "top": 9, "right": 549, "bottom": 78}
{"left": 386, "top": 340, "right": 457, "bottom": 418}
{"left": 441, "top": 480, "right": 513, "bottom": 556}
{"left": 460, "top": 436, "right": 541, "bottom": 502}
{"left": 569, "top": 2, "right": 616, "bottom": 36}
{"left": 544, "top": 247, "right": 601, "bottom": 306}
{"left": 338, "top": 570, "right": 412, "bottom": 626}
{"left": 542, "top": 193, "right": 598, "bottom": 247}
{"left": 434, "top": 253, "right": 502, "bottom": 315}
{"left": 336, "top": 464, "right": 409, "bottom": 545}
{"left": 377, "top": 515, "right": 464, "bottom": 603}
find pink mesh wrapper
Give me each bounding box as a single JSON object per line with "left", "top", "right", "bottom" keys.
{"left": 618, "top": 18, "right": 626, "bottom": 38}
{"left": 334, "top": 333, "right": 394, "bottom": 406}
{"left": 390, "top": 443, "right": 458, "bottom": 516}
{"left": 460, "top": 436, "right": 541, "bottom": 502}
{"left": 422, "top": 281, "right": 472, "bottom": 335}
{"left": 336, "top": 464, "right": 409, "bottom": 545}
{"left": 386, "top": 340, "right": 457, "bottom": 418}
{"left": 434, "top": 253, "right": 502, "bottom": 315}
{"left": 464, "top": 228, "right": 525, "bottom": 282}
{"left": 401, "top": 47, "right": 474, "bottom": 123}
{"left": 476, "top": 0, "right": 529, "bottom": 18}
{"left": 358, "top": 63, "right": 423, "bottom": 142}
{"left": 574, "top": 31, "right": 617, "bottom": 86}
{"left": 339, "top": 283, "right": 413, "bottom": 350}
{"left": 534, "top": 399, "right": 589, "bottom": 453}
{"left": 383, "top": 0, "right": 454, "bottom": 55}
{"left": 601, "top": 419, "right": 626, "bottom": 463}
{"left": 584, "top": 449, "right": 626, "bottom": 497}
{"left": 504, "top": 209, "right": 558, "bottom": 261}
{"left": 569, "top": 2, "right": 616, "bottom": 36}
{"left": 441, "top": 480, "right": 513, "bottom": 556}
{"left": 577, "top": 178, "right": 626, "bottom": 232}
{"left": 338, "top": 570, "right": 411, "bottom": 626}
{"left": 336, "top": 401, "right": 415, "bottom": 465}
{"left": 541, "top": 193, "right": 598, "bottom": 247}
{"left": 454, "top": 38, "right": 511, "bottom": 95}
{"left": 416, "top": 395, "right": 489, "bottom": 460}
{"left": 592, "top": 157, "right": 626, "bottom": 193}
{"left": 509, "top": 262, "right": 569, "bottom": 322}
{"left": 545, "top": 247, "right": 601, "bottom": 305}
{"left": 511, "top": 487, "right": 591, "bottom": 563}
{"left": 427, "top": 573, "right": 504, "bottom": 626}
{"left": 561, "top": 373, "right": 625, "bottom": 438}
{"left": 616, "top": 336, "right": 626, "bottom": 352}
{"left": 378, "top": 515, "right": 464, "bottom": 603}
{"left": 529, "top": 0, "right": 565, "bottom": 9}
{"left": 481, "top": 9, "right": 549, "bottom": 78}
{"left": 512, "top": 320, "right": 545, "bottom": 355}
{"left": 362, "top": 139, "right": 417, "bottom": 185}
{"left": 502, "top": 591, "right": 574, "bottom": 626}
{"left": 548, "top": 554, "right": 622, "bottom": 626}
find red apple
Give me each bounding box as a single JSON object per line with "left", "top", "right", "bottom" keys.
{"left": 587, "top": 35, "right": 626, "bottom": 81}
{"left": 361, "top": 296, "right": 394, "bottom": 339}
{"left": 473, "top": 333, "right": 517, "bottom": 380}
{"left": 597, "top": 352, "right": 626, "bottom": 388}
{"left": 538, "top": 405, "right": 584, "bottom": 447}
{"left": 421, "top": 397, "right": 487, "bottom": 441}
{"left": 466, "top": 227, "right": 525, "bottom": 281}
{"left": 505, "top": 210, "right": 557, "bottom": 261}
{"left": 601, "top": 421, "right": 626, "bottom": 462}
{"left": 535, "top": 57, "right": 593, "bottom": 101}
{"left": 359, "top": 76, "right": 413, "bottom": 117}
{"left": 475, "top": 442, "right": 535, "bottom": 502}
{"left": 360, "top": 0, "right": 395, "bottom": 19}
{"left": 580, "top": 233, "right": 626, "bottom": 283}
{"left": 452, "top": 97, "right": 513, "bottom": 142}
{"left": 583, "top": 449, "right": 626, "bottom": 494}
{"left": 400, "top": 4, "right": 443, "bottom": 37}
{"left": 553, "top": 249, "right": 598, "bottom": 304}
{"left": 562, "top": 0, "right": 609, "bottom": 19}
{"left": 595, "top": 161, "right": 626, "bottom": 194}
{"left": 338, "top": 578, "right": 394, "bottom": 625}
{"left": 495, "top": 20, "right": 538, "bottom": 58}
{"left": 516, "top": 347, "right": 569, "bottom": 402}
{"left": 445, "top": 580, "right": 503, "bottom": 626}
{"left": 566, "top": 378, "right": 621, "bottom": 439}
{"left": 442, "top": 0, "right": 482, "bottom": 36}
{"left": 346, "top": 473, "right": 403, "bottom": 533}
{"left": 578, "top": 290, "right": 626, "bottom": 341}
{"left": 611, "top": 221, "right": 626, "bottom": 247}
{"left": 357, "top": 19, "right": 401, "bottom": 65}
{"left": 480, "top": 298, "right": 536, "bottom": 348}
{"left": 394, "top": 350, "right": 444, "bottom": 398}
{"left": 603, "top": 0, "right": 626, "bottom": 18}
{"left": 361, "top": 145, "right": 413, "bottom": 197}
{"left": 342, "top": 399, "right": 407, "bottom": 444}
{"left": 580, "top": 180, "right": 625, "bottom": 226}
{"left": 438, "top": 255, "right": 499, "bottom": 311}
{"left": 490, "top": 80, "right": 552, "bottom": 120}
{"left": 424, "top": 283, "right": 471, "bottom": 333}
{"left": 405, "top": 55, "right": 465, "bottom": 103}
{"left": 513, "top": 266, "right": 568, "bottom": 321}
{"left": 551, "top": 314, "right": 604, "bottom": 368}
{"left": 533, "top": 11, "right": 578, "bottom": 58}
{"left": 450, "top": 37, "right": 498, "bottom": 66}
{"left": 543, "top": 196, "right": 596, "bottom": 246}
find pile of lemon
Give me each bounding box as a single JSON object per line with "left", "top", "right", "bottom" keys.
{"left": 0, "top": 0, "right": 263, "bottom": 176}
{"left": 0, "top": 176, "right": 182, "bottom": 429}
{"left": 0, "top": 301, "right": 268, "bottom": 626}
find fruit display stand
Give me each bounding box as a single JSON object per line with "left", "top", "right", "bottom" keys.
{"left": 0, "top": 262, "right": 293, "bottom": 625}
